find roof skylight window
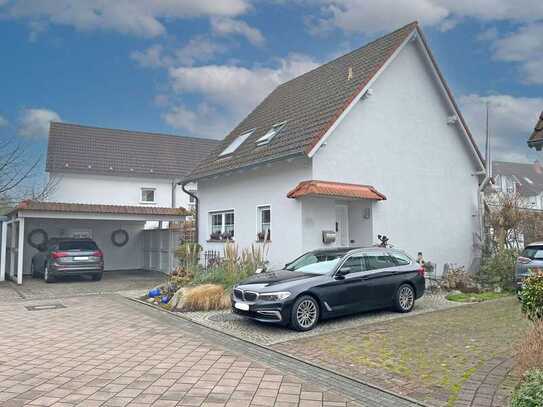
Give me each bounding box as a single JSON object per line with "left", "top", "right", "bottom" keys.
{"left": 219, "top": 129, "right": 255, "bottom": 157}
{"left": 256, "top": 122, "right": 286, "bottom": 146}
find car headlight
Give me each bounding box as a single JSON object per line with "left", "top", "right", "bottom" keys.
{"left": 258, "top": 292, "right": 291, "bottom": 301}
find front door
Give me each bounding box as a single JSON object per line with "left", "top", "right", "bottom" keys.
{"left": 335, "top": 205, "right": 349, "bottom": 247}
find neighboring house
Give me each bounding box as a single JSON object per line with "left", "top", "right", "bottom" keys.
{"left": 528, "top": 111, "right": 543, "bottom": 151}
{"left": 184, "top": 22, "right": 487, "bottom": 273}
{"left": 489, "top": 161, "right": 543, "bottom": 210}
{"left": 46, "top": 122, "right": 219, "bottom": 216}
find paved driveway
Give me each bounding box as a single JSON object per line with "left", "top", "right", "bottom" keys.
{"left": 0, "top": 294, "right": 422, "bottom": 407}
{"left": 0, "top": 270, "right": 165, "bottom": 302}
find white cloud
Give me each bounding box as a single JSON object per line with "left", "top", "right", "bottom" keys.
{"left": 131, "top": 37, "right": 226, "bottom": 69}
{"left": 163, "top": 103, "right": 231, "bottom": 138}
{"left": 489, "top": 23, "right": 543, "bottom": 84}
{"left": 0, "top": 115, "right": 8, "bottom": 127}
{"left": 211, "top": 17, "right": 265, "bottom": 46}
{"left": 306, "top": 0, "right": 543, "bottom": 35}
{"left": 165, "top": 54, "right": 319, "bottom": 136}
{"left": 1, "top": 0, "right": 251, "bottom": 38}
{"left": 169, "top": 53, "right": 319, "bottom": 116}
{"left": 18, "top": 108, "right": 61, "bottom": 138}
{"left": 459, "top": 94, "right": 542, "bottom": 163}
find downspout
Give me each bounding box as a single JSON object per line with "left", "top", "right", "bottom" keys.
{"left": 180, "top": 181, "right": 198, "bottom": 243}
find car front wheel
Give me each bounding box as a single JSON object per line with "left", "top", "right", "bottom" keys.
{"left": 290, "top": 295, "right": 319, "bottom": 331}
{"left": 394, "top": 284, "right": 415, "bottom": 313}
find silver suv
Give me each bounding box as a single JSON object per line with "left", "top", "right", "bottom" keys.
{"left": 515, "top": 242, "right": 543, "bottom": 293}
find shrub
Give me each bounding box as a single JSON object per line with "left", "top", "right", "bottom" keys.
{"left": 441, "top": 265, "right": 478, "bottom": 292}
{"left": 511, "top": 369, "right": 543, "bottom": 407}
{"left": 521, "top": 273, "right": 543, "bottom": 321}
{"left": 180, "top": 284, "right": 230, "bottom": 311}
{"left": 191, "top": 265, "right": 254, "bottom": 291}
{"left": 476, "top": 249, "right": 518, "bottom": 291}
{"left": 175, "top": 242, "right": 202, "bottom": 267}
{"left": 516, "top": 321, "right": 543, "bottom": 375}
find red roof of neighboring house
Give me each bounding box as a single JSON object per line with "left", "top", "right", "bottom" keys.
{"left": 12, "top": 200, "right": 189, "bottom": 217}
{"left": 287, "top": 180, "right": 386, "bottom": 201}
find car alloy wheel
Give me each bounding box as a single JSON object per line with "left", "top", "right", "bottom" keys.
{"left": 293, "top": 296, "right": 319, "bottom": 331}
{"left": 397, "top": 284, "right": 414, "bottom": 312}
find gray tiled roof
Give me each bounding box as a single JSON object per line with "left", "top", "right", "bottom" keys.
{"left": 528, "top": 111, "right": 543, "bottom": 150}
{"left": 493, "top": 161, "right": 543, "bottom": 197}
{"left": 46, "top": 122, "right": 220, "bottom": 179}
{"left": 186, "top": 22, "right": 419, "bottom": 181}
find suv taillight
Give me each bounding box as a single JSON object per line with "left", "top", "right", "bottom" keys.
{"left": 51, "top": 251, "right": 69, "bottom": 259}
{"left": 92, "top": 250, "right": 103, "bottom": 258}
{"left": 517, "top": 256, "right": 532, "bottom": 264}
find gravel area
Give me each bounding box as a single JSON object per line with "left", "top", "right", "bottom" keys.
{"left": 182, "top": 292, "right": 464, "bottom": 346}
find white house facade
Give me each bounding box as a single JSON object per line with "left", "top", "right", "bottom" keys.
{"left": 185, "top": 22, "right": 487, "bottom": 274}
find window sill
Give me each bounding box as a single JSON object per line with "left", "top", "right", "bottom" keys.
{"left": 139, "top": 201, "right": 156, "bottom": 205}
{"left": 207, "top": 239, "right": 235, "bottom": 243}
{"left": 256, "top": 240, "right": 272, "bottom": 243}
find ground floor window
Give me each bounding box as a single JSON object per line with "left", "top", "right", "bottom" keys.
{"left": 209, "top": 210, "right": 234, "bottom": 241}
{"left": 257, "top": 205, "right": 271, "bottom": 241}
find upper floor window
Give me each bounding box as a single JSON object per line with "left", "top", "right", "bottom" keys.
{"left": 141, "top": 188, "right": 156, "bottom": 203}
{"left": 219, "top": 129, "right": 255, "bottom": 157}
{"left": 257, "top": 205, "right": 271, "bottom": 241}
{"left": 256, "top": 122, "right": 286, "bottom": 146}
{"left": 209, "top": 210, "right": 234, "bottom": 241}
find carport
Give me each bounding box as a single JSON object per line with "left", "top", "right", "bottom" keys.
{"left": 0, "top": 200, "right": 188, "bottom": 284}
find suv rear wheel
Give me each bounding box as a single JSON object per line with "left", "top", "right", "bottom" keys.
{"left": 290, "top": 295, "right": 319, "bottom": 331}
{"left": 44, "top": 266, "right": 55, "bottom": 283}
{"left": 31, "top": 262, "right": 41, "bottom": 278}
{"left": 91, "top": 273, "right": 103, "bottom": 281}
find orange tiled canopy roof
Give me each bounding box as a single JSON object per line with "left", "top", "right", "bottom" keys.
{"left": 287, "top": 180, "right": 386, "bottom": 201}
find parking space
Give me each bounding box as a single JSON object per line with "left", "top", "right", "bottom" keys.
{"left": 0, "top": 270, "right": 165, "bottom": 301}
{"left": 181, "top": 293, "right": 464, "bottom": 346}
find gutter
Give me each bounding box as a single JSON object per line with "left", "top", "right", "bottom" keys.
{"left": 180, "top": 182, "right": 198, "bottom": 243}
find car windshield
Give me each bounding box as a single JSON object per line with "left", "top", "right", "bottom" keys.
{"left": 58, "top": 241, "right": 98, "bottom": 251}
{"left": 522, "top": 246, "right": 543, "bottom": 260}
{"left": 286, "top": 252, "right": 343, "bottom": 274}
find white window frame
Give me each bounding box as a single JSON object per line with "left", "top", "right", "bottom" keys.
{"left": 220, "top": 129, "right": 255, "bottom": 157}
{"left": 141, "top": 188, "right": 156, "bottom": 203}
{"left": 256, "top": 205, "right": 271, "bottom": 241}
{"left": 256, "top": 121, "right": 286, "bottom": 146}
{"left": 208, "top": 209, "right": 235, "bottom": 241}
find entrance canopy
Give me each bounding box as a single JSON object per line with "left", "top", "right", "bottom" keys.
{"left": 0, "top": 200, "right": 188, "bottom": 285}
{"left": 287, "top": 180, "right": 386, "bottom": 201}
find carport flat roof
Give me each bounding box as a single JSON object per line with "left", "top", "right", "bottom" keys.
{"left": 8, "top": 200, "right": 189, "bottom": 221}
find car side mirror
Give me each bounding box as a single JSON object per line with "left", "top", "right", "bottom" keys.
{"left": 335, "top": 267, "right": 351, "bottom": 279}
{"left": 284, "top": 263, "right": 291, "bottom": 269}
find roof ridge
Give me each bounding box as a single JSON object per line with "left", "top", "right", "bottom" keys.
{"left": 50, "top": 121, "right": 220, "bottom": 144}
{"left": 276, "top": 21, "right": 418, "bottom": 91}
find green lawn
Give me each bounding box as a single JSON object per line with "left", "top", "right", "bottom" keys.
{"left": 446, "top": 291, "right": 513, "bottom": 303}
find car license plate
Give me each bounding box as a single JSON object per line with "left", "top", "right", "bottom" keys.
{"left": 234, "top": 302, "right": 249, "bottom": 311}
{"left": 74, "top": 256, "right": 89, "bottom": 261}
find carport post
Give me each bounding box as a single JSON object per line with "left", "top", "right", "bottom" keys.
{"left": 0, "top": 220, "right": 6, "bottom": 281}
{"left": 9, "top": 220, "right": 16, "bottom": 279}
{"left": 16, "top": 218, "right": 24, "bottom": 285}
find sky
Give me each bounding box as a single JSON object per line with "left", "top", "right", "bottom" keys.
{"left": 1, "top": 0, "right": 543, "bottom": 171}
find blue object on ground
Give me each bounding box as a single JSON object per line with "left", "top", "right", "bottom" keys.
{"left": 148, "top": 288, "right": 161, "bottom": 298}
{"left": 161, "top": 295, "right": 169, "bottom": 304}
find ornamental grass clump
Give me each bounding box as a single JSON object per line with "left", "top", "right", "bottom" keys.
{"left": 180, "top": 284, "right": 230, "bottom": 311}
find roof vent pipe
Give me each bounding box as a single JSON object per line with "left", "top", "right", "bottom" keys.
{"left": 347, "top": 67, "right": 353, "bottom": 81}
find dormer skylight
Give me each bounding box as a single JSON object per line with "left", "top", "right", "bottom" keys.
{"left": 256, "top": 122, "right": 286, "bottom": 146}
{"left": 219, "top": 129, "right": 255, "bottom": 157}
